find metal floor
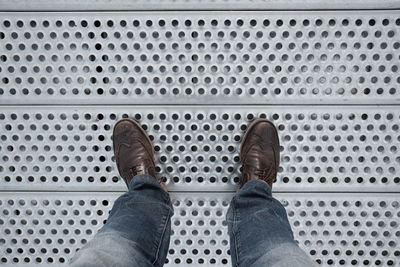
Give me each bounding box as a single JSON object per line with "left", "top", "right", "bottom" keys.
{"left": 0, "top": 2, "right": 399, "bottom": 266}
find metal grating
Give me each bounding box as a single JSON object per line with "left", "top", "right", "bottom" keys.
{"left": 0, "top": 12, "right": 400, "bottom": 105}
{"left": 0, "top": 106, "right": 399, "bottom": 192}
{"left": 0, "top": 192, "right": 399, "bottom": 266}
{"left": 0, "top": 7, "right": 400, "bottom": 267}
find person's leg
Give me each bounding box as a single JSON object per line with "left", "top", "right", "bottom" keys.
{"left": 226, "top": 180, "right": 317, "bottom": 267}
{"left": 71, "top": 118, "right": 172, "bottom": 267}
{"left": 227, "top": 118, "right": 317, "bottom": 267}
{"left": 70, "top": 174, "right": 173, "bottom": 267}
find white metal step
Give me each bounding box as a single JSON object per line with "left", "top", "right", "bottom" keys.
{"left": 0, "top": 12, "right": 399, "bottom": 105}
{"left": 0, "top": 192, "right": 398, "bottom": 266}
{"left": 0, "top": 105, "right": 398, "bottom": 192}
{"left": 0, "top": 0, "right": 399, "bottom": 11}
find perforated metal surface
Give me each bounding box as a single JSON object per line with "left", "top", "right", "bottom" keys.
{"left": 1, "top": 6, "right": 400, "bottom": 267}
{"left": 1, "top": 12, "right": 400, "bottom": 105}
{"left": 1, "top": 106, "right": 399, "bottom": 192}
{"left": 0, "top": 192, "right": 399, "bottom": 266}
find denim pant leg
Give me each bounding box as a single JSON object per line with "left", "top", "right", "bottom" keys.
{"left": 226, "top": 180, "right": 317, "bottom": 267}
{"left": 70, "top": 174, "right": 173, "bottom": 267}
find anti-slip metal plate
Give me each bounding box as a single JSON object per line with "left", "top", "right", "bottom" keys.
{"left": 1, "top": 0, "right": 400, "bottom": 11}
{"left": 0, "top": 11, "right": 399, "bottom": 105}
{"left": 0, "top": 192, "right": 399, "bottom": 266}
{"left": 1, "top": 106, "right": 399, "bottom": 192}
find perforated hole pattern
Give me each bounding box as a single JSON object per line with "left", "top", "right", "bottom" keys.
{"left": 0, "top": 106, "right": 399, "bottom": 191}
{"left": 0, "top": 12, "right": 399, "bottom": 104}
{"left": 1, "top": 9, "right": 400, "bottom": 267}
{"left": 0, "top": 193, "right": 399, "bottom": 266}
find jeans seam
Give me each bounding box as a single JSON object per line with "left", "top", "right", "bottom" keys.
{"left": 232, "top": 199, "right": 241, "bottom": 267}
{"left": 152, "top": 205, "right": 172, "bottom": 266}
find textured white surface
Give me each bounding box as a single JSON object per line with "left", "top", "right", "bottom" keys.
{"left": 0, "top": 192, "right": 399, "bottom": 266}
{"left": 0, "top": 0, "right": 400, "bottom": 10}
{"left": 0, "top": 106, "right": 399, "bottom": 192}
{"left": 0, "top": 12, "right": 400, "bottom": 104}
{"left": 0, "top": 8, "right": 399, "bottom": 267}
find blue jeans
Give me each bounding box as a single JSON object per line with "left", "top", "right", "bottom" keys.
{"left": 70, "top": 175, "right": 316, "bottom": 267}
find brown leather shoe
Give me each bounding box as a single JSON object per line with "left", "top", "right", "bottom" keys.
{"left": 113, "top": 118, "right": 156, "bottom": 187}
{"left": 239, "top": 118, "right": 280, "bottom": 188}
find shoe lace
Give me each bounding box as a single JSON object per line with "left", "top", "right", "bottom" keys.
{"left": 254, "top": 165, "right": 276, "bottom": 181}
{"left": 130, "top": 165, "right": 145, "bottom": 176}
